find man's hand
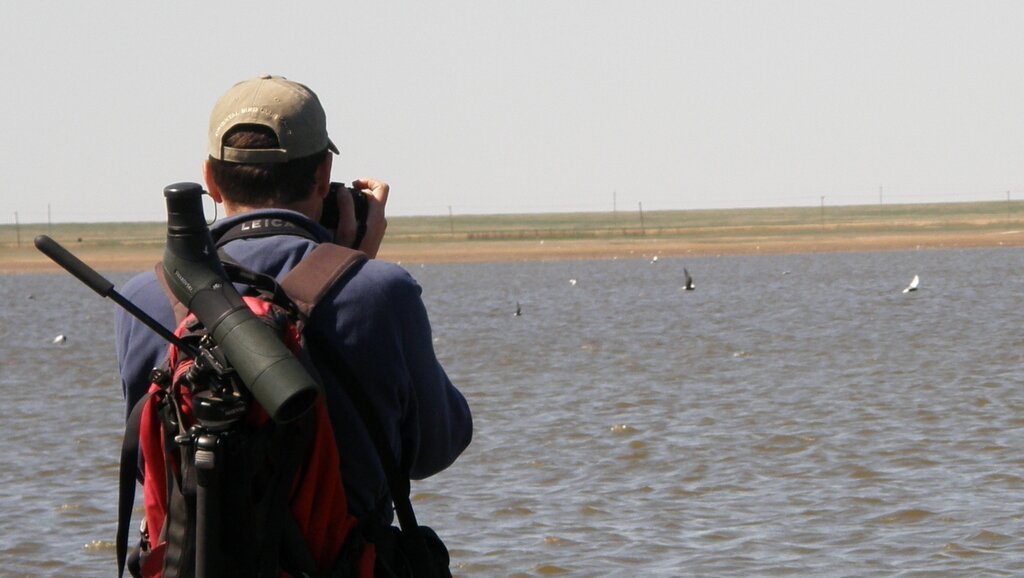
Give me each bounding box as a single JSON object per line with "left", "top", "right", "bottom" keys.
{"left": 352, "top": 179, "right": 388, "bottom": 258}
{"left": 329, "top": 179, "right": 389, "bottom": 258}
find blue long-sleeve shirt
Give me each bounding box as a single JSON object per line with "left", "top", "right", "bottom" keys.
{"left": 114, "top": 209, "right": 472, "bottom": 524}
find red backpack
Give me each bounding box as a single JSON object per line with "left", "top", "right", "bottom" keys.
{"left": 117, "top": 244, "right": 373, "bottom": 578}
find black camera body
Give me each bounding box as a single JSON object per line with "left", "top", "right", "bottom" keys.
{"left": 322, "top": 182, "right": 369, "bottom": 248}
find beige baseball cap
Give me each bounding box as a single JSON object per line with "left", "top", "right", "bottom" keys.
{"left": 208, "top": 75, "right": 339, "bottom": 163}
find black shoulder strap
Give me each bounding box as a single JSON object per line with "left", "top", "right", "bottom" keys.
{"left": 117, "top": 391, "right": 153, "bottom": 578}
{"left": 314, "top": 347, "right": 438, "bottom": 576}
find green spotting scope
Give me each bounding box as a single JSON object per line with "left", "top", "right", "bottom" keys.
{"left": 161, "top": 182, "right": 320, "bottom": 423}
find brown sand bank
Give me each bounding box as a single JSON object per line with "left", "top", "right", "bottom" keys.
{"left": 384, "top": 227, "right": 1024, "bottom": 265}
{"left": 5, "top": 202, "right": 1024, "bottom": 273}
{"left": 4, "top": 226, "right": 1024, "bottom": 274}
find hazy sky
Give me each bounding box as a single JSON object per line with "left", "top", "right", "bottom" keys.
{"left": 3, "top": 1, "right": 1023, "bottom": 223}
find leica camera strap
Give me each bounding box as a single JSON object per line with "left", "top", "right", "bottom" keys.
{"left": 215, "top": 215, "right": 320, "bottom": 247}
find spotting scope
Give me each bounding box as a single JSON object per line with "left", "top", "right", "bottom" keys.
{"left": 161, "top": 182, "right": 320, "bottom": 423}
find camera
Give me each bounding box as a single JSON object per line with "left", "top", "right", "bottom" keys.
{"left": 322, "top": 182, "right": 369, "bottom": 249}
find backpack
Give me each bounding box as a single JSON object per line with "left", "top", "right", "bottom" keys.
{"left": 116, "top": 243, "right": 375, "bottom": 578}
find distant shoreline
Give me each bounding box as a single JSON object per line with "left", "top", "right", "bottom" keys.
{"left": 5, "top": 201, "right": 1024, "bottom": 273}
{"left": 381, "top": 229, "right": 1024, "bottom": 263}
{"left": 4, "top": 228, "right": 1023, "bottom": 274}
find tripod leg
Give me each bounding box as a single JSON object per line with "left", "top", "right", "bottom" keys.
{"left": 195, "top": 434, "right": 220, "bottom": 578}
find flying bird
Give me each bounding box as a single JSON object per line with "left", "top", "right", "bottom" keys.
{"left": 902, "top": 275, "right": 919, "bottom": 293}
{"left": 682, "top": 268, "right": 695, "bottom": 291}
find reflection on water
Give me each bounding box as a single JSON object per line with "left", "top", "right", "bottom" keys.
{"left": 3, "top": 248, "right": 1024, "bottom": 576}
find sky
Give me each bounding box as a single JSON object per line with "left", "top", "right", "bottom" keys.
{"left": 3, "top": 1, "right": 1023, "bottom": 223}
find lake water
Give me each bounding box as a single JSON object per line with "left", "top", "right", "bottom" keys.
{"left": 2, "top": 247, "right": 1024, "bottom": 576}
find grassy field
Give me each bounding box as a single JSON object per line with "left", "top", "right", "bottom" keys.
{"left": 3, "top": 200, "right": 1024, "bottom": 272}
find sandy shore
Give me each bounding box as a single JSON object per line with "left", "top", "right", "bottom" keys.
{"left": 381, "top": 229, "right": 1024, "bottom": 263}
{"left": 5, "top": 227, "right": 1024, "bottom": 274}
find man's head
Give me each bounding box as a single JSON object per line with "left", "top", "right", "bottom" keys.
{"left": 205, "top": 76, "right": 337, "bottom": 208}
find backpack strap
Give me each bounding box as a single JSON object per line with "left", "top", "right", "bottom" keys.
{"left": 281, "top": 244, "right": 368, "bottom": 318}
{"left": 281, "top": 246, "right": 443, "bottom": 577}
{"left": 117, "top": 391, "right": 153, "bottom": 578}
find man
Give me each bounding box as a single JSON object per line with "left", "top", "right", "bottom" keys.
{"left": 114, "top": 75, "right": 473, "bottom": 572}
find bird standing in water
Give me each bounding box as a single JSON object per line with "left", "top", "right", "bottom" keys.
{"left": 683, "top": 268, "right": 695, "bottom": 291}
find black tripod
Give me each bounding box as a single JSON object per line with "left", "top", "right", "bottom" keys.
{"left": 186, "top": 362, "right": 249, "bottom": 578}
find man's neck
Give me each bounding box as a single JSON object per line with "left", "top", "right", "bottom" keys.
{"left": 222, "top": 197, "right": 320, "bottom": 222}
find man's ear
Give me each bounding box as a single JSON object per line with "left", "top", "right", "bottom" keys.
{"left": 202, "top": 160, "right": 224, "bottom": 203}
{"left": 314, "top": 154, "right": 334, "bottom": 200}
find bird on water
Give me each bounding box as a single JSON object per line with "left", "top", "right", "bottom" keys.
{"left": 902, "top": 275, "right": 919, "bottom": 293}
{"left": 683, "top": 268, "right": 695, "bottom": 291}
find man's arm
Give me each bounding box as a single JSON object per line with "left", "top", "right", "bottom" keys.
{"left": 314, "top": 260, "right": 472, "bottom": 479}
{"left": 393, "top": 277, "right": 473, "bottom": 479}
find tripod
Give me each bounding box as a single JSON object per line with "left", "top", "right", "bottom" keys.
{"left": 182, "top": 355, "right": 249, "bottom": 578}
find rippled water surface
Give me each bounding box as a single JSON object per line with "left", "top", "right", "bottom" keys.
{"left": 3, "top": 248, "right": 1024, "bottom": 576}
